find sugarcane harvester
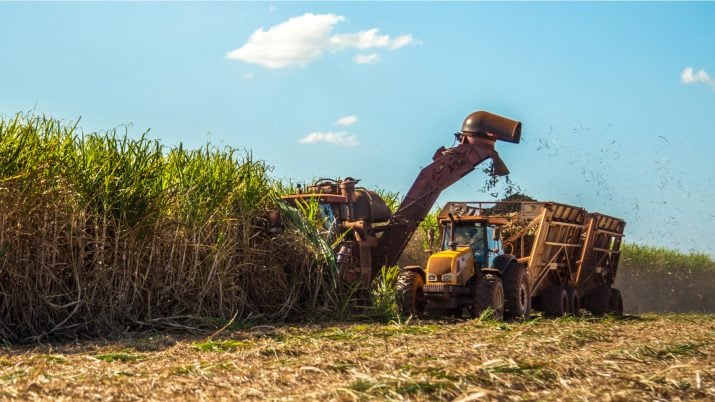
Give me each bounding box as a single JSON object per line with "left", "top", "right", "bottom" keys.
{"left": 281, "top": 111, "right": 521, "bottom": 289}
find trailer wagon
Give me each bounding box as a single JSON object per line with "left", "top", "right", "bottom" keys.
{"left": 402, "top": 201, "right": 626, "bottom": 319}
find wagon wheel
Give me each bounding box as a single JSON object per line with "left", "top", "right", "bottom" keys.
{"left": 502, "top": 262, "right": 531, "bottom": 321}
{"left": 566, "top": 288, "right": 580, "bottom": 316}
{"left": 584, "top": 286, "right": 611, "bottom": 316}
{"left": 541, "top": 286, "right": 568, "bottom": 318}
{"left": 608, "top": 288, "right": 623, "bottom": 317}
{"left": 472, "top": 275, "right": 504, "bottom": 320}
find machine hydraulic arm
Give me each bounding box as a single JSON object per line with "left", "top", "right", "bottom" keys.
{"left": 372, "top": 111, "right": 521, "bottom": 275}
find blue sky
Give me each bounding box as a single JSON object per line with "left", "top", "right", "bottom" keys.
{"left": 1, "top": 2, "right": 714, "bottom": 255}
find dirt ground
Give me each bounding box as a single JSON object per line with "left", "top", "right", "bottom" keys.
{"left": 1, "top": 314, "right": 713, "bottom": 401}
{"left": 615, "top": 268, "right": 715, "bottom": 314}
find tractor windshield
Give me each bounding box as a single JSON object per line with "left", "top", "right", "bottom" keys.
{"left": 443, "top": 224, "right": 486, "bottom": 263}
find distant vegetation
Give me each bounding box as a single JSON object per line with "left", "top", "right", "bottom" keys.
{"left": 617, "top": 243, "right": 715, "bottom": 313}
{"left": 620, "top": 243, "right": 715, "bottom": 273}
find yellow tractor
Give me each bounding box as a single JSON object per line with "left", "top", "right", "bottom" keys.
{"left": 397, "top": 213, "right": 518, "bottom": 319}
{"left": 396, "top": 200, "right": 625, "bottom": 320}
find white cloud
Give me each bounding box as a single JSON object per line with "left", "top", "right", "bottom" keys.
{"left": 226, "top": 13, "right": 344, "bottom": 69}
{"left": 226, "top": 13, "right": 416, "bottom": 69}
{"left": 298, "top": 132, "right": 359, "bottom": 148}
{"left": 335, "top": 115, "right": 358, "bottom": 126}
{"left": 242, "top": 72, "right": 254, "bottom": 79}
{"left": 390, "top": 34, "right": 416, "bottom": 50}
{"left": 681, "top": 67, "right": 715, "bottom": 88}
{"left": 353, "top": 53, "right": 380, "bottom": 65}
{"left": 330, "top": 29, "right": 415, "bottom": 50}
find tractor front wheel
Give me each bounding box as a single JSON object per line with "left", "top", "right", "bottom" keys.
{"left": 396, "top": 271, "right": 425, "bottom": 316}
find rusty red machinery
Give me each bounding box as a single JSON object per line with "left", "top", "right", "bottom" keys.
{"left": 281, "top": 111, "right": 521, "bottom": 287}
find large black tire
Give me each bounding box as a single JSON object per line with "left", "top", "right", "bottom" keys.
{"left": 566, "top": 288, "right": 580, "bottom": 316}
{"left": 472, "top": 275, "right": 505, "bottom": 320}
{"left": 584, "top": 286, "right": 611, "bottom": 316}
{"left": 541, "top": 286, "right": 568, "bottom": 318}
{"left": 609, "top": 288, "right": 624, "bottom": 316}
{"left": 431, "top": 308, "right": 463, "bottom": 319}
{"left": 502, "top": 262, "right": 531, "bottom": 320}
{"left": 396, "top": 271, "right": 425, "bottom": 316}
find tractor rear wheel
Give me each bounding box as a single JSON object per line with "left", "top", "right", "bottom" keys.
{"left": 609, "top": 288, "right": 624, "bottom": 316}
{"left": 584, "top": 286, "right": 611, "bottom": 316}
{"left": 541, "top": 286, "right": 568, "bottom": 318}
{"left": 502, "top": 262, "right": 531, "bottom": 321}
{"left": 566, "top": 288, "right": 580, "bottom": 316}
{"left": 396, "top": 271, "right": 425, "bottom": 316}
{"left": 472, "top": 275, "right": 504, "bottom": 320}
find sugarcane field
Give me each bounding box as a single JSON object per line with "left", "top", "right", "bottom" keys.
{"left": 1, "top": 2, "right": 715, "bottom": 401}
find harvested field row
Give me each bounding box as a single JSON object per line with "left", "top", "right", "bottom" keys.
{"left": 0, "top": 314, "right": 713, "bottom": 400}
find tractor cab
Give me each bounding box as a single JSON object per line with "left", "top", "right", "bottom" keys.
{"left": 440, "top": 221, "right": 503, "bottom": 269}
{"left": 424, "top": 216, "right": 509, "bottom": 288}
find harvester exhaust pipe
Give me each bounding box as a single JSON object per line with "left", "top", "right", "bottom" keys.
{"left": 340, "top": 177, "right": 359, "bottom": 221}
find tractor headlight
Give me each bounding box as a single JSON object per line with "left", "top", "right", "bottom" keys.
{"left": 427, "top": 274, "right": 438, "bottom": 282}
{"left": 441, "top": 273, "right": 453, "bottom": 282}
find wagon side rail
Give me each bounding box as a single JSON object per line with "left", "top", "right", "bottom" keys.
{"left": 576, "top": 213, "right": 626, "bottom": 296}
{"left": 522, "top": 203, "right": 588, "bottom": 296}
